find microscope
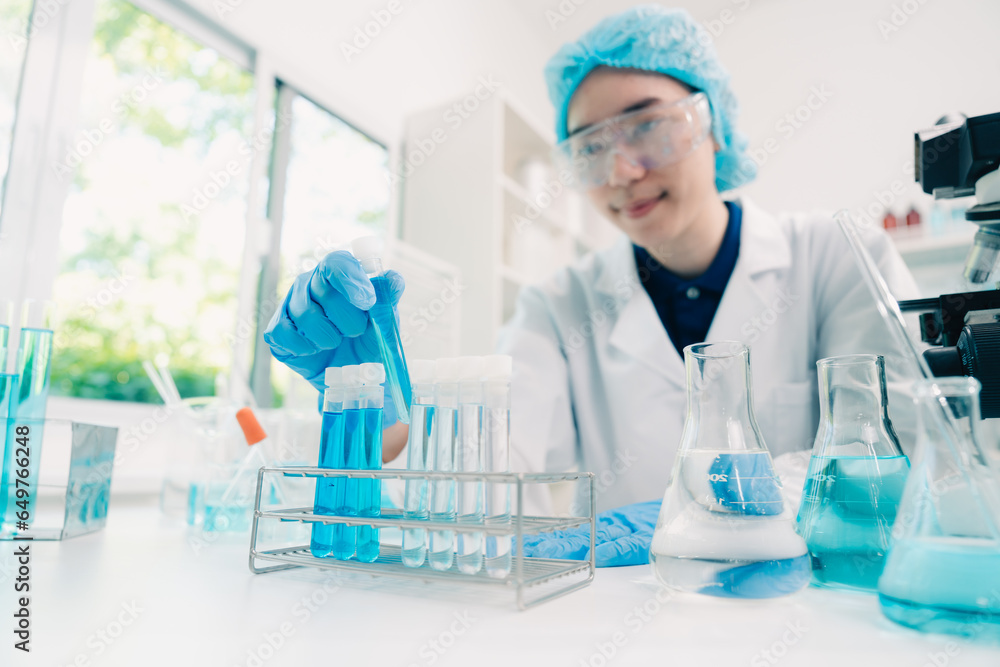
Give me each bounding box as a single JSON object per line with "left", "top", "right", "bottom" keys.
{"left": 897, "top": 111, "right": 1000, "bottom": 417}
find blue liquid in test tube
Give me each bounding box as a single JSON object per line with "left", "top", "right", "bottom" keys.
{"left": 334, "top": 405, "right": 363, "bottom": 560}
{"left": 0, "top": 373, "right": 21, "bottom": 530}
{"left": 352, "top": 236, "right": 412, "bottom": 425}
{"left": 312, "top": 368, "right": 346, "bottom": 557}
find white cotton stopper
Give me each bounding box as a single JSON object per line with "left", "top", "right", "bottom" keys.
{"left": 434, "top": 357, "right": 463, "bottom": 383}
{"left": 408, "top": 359, "right": 435, "bottom": 385}
{"left": 325, "top": 366, "right": 343, "bottom": 388}
{"left": 341, "top": 365, "right": 361, "bottom": 386}
{"left": 482, "top": 355, "right": 513, "bottom": 380}
{"left": 359, "top": 362, "right": 385, "bottom": 385}
{"left": 457, "top": 356, "right": 485, "bottom": 382}
{"left": 351, "top": 235, "right": 384, "bottom": 261}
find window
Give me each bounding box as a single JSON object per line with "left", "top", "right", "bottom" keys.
{"left": 50, "top": 0, "right": 257, "bottom": 402}
{"left": 251, "top": 83, "right": 391, "bottom": 407}
{"left": 0, "top": 0, "right": 34, "bottom": 219}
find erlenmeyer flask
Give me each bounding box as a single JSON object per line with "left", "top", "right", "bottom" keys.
{"left": 650, "top": 342, "right": 811, "bottom": 598}
{"left": 796, "top": 355, "right": 909, "bottom": 591}
{"left": 878, "top": 378, "right": 1000, "bottom": 638}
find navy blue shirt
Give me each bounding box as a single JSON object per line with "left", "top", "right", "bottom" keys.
{"left": 633, "top": 201, "right": 742, "bottom": 355}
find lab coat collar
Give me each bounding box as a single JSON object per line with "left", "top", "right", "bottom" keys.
{"left": 594, "top": 197, "right": 791, "bottom": 388}
{"left": 593, "top": 197, "right": 791, "bottom": 296}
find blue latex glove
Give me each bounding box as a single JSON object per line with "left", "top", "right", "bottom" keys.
{"left": 520, "top": 500, "right": 660, "bottom": 567}
{"left": 263, "top": 250, "right": 405, "bottom": 422}
{"left": 705, "top": 555, "right": 812, "bottom": 598}
{"left": 707, "top": 452, "right": 784, "bottom": 516}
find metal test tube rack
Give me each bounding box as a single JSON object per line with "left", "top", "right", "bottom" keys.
{"left": 247, "top": 467, "right": 595, "bottom": 610}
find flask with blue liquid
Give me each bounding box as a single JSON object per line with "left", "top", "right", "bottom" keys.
{"left": 796, "top": 354, "right": 909, "bottom": 591}
{"left": 878, "top": 377, "right": 1000, "bottom": 639}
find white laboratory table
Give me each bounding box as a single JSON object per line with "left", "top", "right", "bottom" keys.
{"left": 1, "top": 496, "right": 998, "bottom": 667}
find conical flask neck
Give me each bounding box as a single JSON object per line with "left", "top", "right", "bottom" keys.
{"left": 684, "top": 342, "right": 763, "bottom": 452}
{"left": 815, "top": 355, "right": 901, "bottom": 457}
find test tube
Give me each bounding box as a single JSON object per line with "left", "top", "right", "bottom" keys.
{"left": 351, "top": 236, "right": 412, "bottom": 425}
{"left": 4, "top": 300, "right": 54, "bottom": 531}
{"left": 0, "top": 373, "right": 21, "bottom": 531}
{"left": 0, "top": 300, "right": 12, "bottom": 373}
{"left": 333, "top": 365, "right": 363, "bottom": 560}
{"left": 15, "top": 300, "right": 54, "bottom": 423}
{"left": 456, "top": 357, "right": 485, "bottom": 574}
{"left": 482, "top": 355, "right": 513, "bottom": 578}
{"left": 356, "top": 362, "right": 384, "bottom": 563}
{"left": 311, "top": 367, "right": 345, "bottom": 558}
{"left": 402, "top": 360, "right": 436, "bottom": 568}
{"left": 428, "top": 358, "right": 460, "bottom": 571}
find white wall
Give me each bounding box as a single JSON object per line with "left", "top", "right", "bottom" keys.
{"left": 182, "top": 0, "right": 559, "bottom": 146}
{"left": 503, "top": 0, "right": 1000, "bottom": 221}
{"left": 190, "top": 0, "right": 999, "bottom": 228}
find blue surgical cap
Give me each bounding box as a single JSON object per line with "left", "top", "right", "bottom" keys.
{"left": 544, "top": 5, "right": 755, "bottom": 191}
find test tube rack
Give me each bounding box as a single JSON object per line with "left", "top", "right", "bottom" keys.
{"left": 247, "top": 467, "right": 595, "bottom": 610}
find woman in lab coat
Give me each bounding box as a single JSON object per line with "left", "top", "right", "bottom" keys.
{"left": 263, "top": 6, "right": 918, "bottom": 565}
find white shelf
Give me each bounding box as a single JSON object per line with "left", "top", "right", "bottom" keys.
{"left": 889, "top": 226, "right": 975, "bottom": 265}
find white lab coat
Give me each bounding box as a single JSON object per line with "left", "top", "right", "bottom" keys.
{"left": 497, "top": 198, "right": 920, "bottom": 514}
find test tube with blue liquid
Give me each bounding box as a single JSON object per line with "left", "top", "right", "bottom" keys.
{"left": 356, "top": 362, "right": 384, "bottom": 563}
{"left": 1, "top": 300, "right": 54, "bottom": 531}
{"left": 0, "top": 372, "right": 21, "bottom": 531}
{"left": 402, "top": 360, "right": 436, "bottom": 568}
{"left": 311, "top": 367, "right": 345, "bottom": 558}
{"left": 351, "top": 236, "right": 412, "bottom": 425}
{"left": 333, "top": 365, "right": 363, "bottom": 560}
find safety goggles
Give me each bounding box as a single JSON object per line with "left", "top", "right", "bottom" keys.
{"left": 553, "top": 92, "right": 712, "bottom": 189}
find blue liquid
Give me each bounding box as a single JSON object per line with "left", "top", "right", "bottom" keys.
{"left": 332, "top": 408, "right": 365, "bottom": 560}
{"left": 796, "top": 455, "right": 909, "bottom": 591}
{"left": 355, "top": 406, "right": 383, "bottom": 563}
{"left": 402, "top": 403, "right": 434, "bottom": 567}
{"left": 370, "top": 275, "right": 412, "bottom": 424}
{"left": 0, "top": 329, "right": 51, "bottom": 531}
{"left": 652, "top": 553, "right": 813, "bottom": 598}
{"left": 186, "top": 481, "right": 251, "bottom": 532}
{"left": 879, "top": 537, "right": 1000, "bottom": 639}
{"left": 311, "top": 410, "right": 345, "bottom": 558}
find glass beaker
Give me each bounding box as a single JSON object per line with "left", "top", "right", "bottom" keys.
{"left": 796, "top": 355, "right": 909, "bottom": 591}
{"left": 650, "top": 341, "right": 811, "bottom": 598}
{"left": 878, "top": 378, "right": 1000, "bottom": 639}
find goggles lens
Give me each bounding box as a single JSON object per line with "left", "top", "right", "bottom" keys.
{"left": 554, "top": 93, "right": 711, "bottom": 189}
